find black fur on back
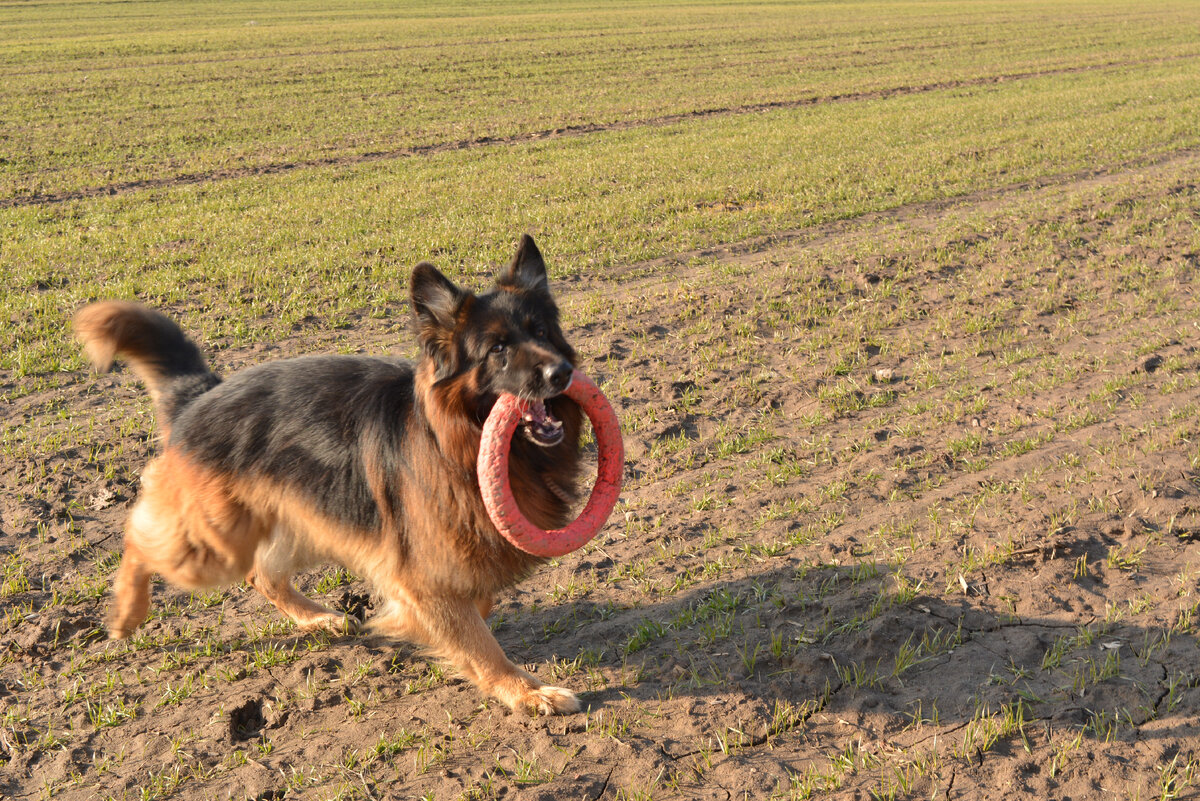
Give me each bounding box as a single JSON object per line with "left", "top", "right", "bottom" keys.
{"left": 170, "top": 356, "right": 415, "bottom": 533}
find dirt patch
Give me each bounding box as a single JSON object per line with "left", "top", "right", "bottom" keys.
{"left": 3, "top": 158, "right": 1200, "bottom": 799}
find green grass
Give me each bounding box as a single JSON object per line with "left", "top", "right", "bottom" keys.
{"left": 5, "top": 61, "right": 1200, "bottom": 376}
{"left": 5, "top": 1, "right": 1200, "bottom": 378}
{"left": 5, "top": 0, "right": 1199, "bottom": 200}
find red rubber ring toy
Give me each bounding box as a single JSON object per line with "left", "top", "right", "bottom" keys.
{"left": 478, "top": 369, "right": 624, "bottom": 558}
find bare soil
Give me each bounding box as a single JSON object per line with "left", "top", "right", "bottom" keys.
{"left": 3, "top": 153, "right": 1200, "bottom": 799}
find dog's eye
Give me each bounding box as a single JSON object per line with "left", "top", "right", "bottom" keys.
{"left": 533, "top": 325, "right": 547, "bottom": 339}
{"left": 490, "top": 342, "right": 506, "bottom": 354}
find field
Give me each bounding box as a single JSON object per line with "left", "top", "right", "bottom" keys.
{"left": 3, "top": 0, "right": 1200, "bottom": 798}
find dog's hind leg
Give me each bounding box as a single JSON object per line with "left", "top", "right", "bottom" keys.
{"left": 246, "top": 528, "right": 360, "bottom": 635}
{"left": 107, "top": 542, "right": 152, "bottom": 640}
{"left": 370, "top": 592, "right": 580, "bottom": 715}
{"left": 106, "top": 451, "right": 270, "bottom": 639}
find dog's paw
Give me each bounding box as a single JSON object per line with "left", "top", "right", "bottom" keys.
{"left": 106, "top": 624, "right": 133, "bottom": 641}
{"left": 516, "top": 685, "right": 581, "bottom": 716}
{"left": 301, "top": 612, "right": 361, "bottom": 636}
{"left": 105, "top": 611, "right": 141, "bottom": 640}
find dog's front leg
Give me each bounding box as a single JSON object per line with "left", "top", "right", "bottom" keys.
{"left": 371, "top": 593, "right": 580, "bottom": 715}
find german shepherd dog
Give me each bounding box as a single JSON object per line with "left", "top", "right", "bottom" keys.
{"left": 75, "top": 235, "right": 587, "bottom": 715}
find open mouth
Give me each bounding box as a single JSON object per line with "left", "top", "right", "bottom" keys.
{"left": 522, "top": 400, "right": 565, "bottom": 447}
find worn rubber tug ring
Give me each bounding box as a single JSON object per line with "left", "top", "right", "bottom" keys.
{"left": 478, "top": 369, "right": 624, "bottom": 558}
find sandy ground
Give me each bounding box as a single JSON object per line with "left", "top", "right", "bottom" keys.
{"left": 3, "top": 152, "right": 1200, "bottom": 799}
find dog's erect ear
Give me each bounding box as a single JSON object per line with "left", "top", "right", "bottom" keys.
{"left": 497, "top": 234, "right": 550, "bottom": 295}
{"left": 411, "top": 262, "right": 463, "bottom": 329}
{"left": 411, "top": 262, "right": 466, "bottom": 374}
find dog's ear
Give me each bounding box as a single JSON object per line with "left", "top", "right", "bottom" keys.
{"left": 497, "top": 234, "right": 550, "bottom": 295}
{"left": 411, "top": 262, "right": 465, "bottom": 374}
{"left": 411, "top": 261, "right": 463, "bottom": 328}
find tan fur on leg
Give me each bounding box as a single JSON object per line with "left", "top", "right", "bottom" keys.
{"left": 369, "top": 592, "right": 580, "bottom": 715}
{"left": 246, "top": 532, "right": 359, "bottom": 634}
{"left": 107, "top": 543, "right": 151, "bottom": 640}
{"left": 107, "top": 450, "right": 272, "bottom": 638}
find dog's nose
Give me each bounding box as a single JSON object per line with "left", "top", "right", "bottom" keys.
{"left": 544, "top": 361, "right": 573, "bottom": 393}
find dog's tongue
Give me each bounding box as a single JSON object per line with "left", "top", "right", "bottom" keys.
{"left": 522, "top": 400, "right": 564, "bottom": 447}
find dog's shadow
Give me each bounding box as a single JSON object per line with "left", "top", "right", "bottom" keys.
{"left": 73, "top": 543, "right": 1197, "bottom": 748}
{"left": 471, "top": 554, "right": 1200, "bottom": 744}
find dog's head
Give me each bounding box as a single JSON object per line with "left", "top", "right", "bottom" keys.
{"left": 411, "top": 235, "right": 577, "bottom": 447}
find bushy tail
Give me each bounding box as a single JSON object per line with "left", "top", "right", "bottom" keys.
{"left": 74, "top": 301, "right": 220, "bottom": 432}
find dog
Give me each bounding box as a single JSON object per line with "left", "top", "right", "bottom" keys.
{"left": 75, "top": 235, "right": 587, "bottom": 715}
